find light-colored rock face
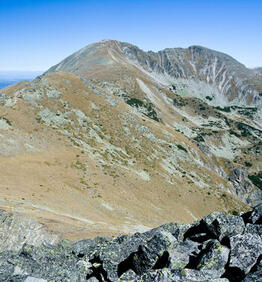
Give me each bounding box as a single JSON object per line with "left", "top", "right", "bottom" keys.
{"left": 0, "top": 40, "right": 261, "bottom": 240}
{"left": 47, "top": 40, "right": 262, "bottom": 106}
{"left": 0, "top": 210, "right": 60, "bottom": 252}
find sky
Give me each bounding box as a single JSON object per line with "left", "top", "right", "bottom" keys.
{"left": 0, "top": 0, "right": 261, "bottom": 71}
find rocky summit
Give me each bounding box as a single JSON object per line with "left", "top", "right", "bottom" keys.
{"left": 0, "top": 204, "right": 261, "bottom": 281}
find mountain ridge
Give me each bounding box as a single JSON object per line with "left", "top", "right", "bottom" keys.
{"left": 0, "top": 39, "right": 261, "bottom": 240}
{"left": 47, "top": 40, "right": 262, "bottom": 106}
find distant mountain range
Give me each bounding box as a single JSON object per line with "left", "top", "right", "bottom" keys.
{"left": 0, "top": 40, "right": 261, "bottom": 241}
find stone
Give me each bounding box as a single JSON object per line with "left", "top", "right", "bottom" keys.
{"left": 25, "top": 277, "right": 48, "bottom": 282}
{"left": 0, "top": 210, "right": 60, "bottom": 252}
{"left": 242, "top": 259, "right": 262, "bottom": 282}
{"left": 203, "top": 212, "right": 245, "bottom": 241}
{"left": 0, "top": 206, "right": 262, "bottom": 281}
{"left": 196, "top": 240, "right": 230, "bottom": 278}
{"left": 244, "top": 204, "right": 262, "bottom": 224}
{"left": 245, "top": 223, "right": 262, "bottom": 238}
{"left": 132, "top": 231, "right": 175, "bottom": 275}
{"left": 229, "top": 167, "right": 260, "bottom": 206}
{"left": 118, "top": 269, "right": 138, "bottom": 281}
{"left": 169, "top": 239, "right": 201, "bottom": 270}
{"left": 229, "top": 233, "right": 262, "bottom": 274}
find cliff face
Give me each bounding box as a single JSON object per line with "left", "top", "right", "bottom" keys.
{"left": 0, "top": 205, "right": 261, "bottom": 281}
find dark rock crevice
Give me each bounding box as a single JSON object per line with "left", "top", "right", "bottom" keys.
{"left": 86, "top": 256, "right": 111, "bottom": 282}
{"left": 117, "top": 252, "right": 137, "bottom": 277}
{"left": 183, "top": 220, "right": 216, "bottom": 243}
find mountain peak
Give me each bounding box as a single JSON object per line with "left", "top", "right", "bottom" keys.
{"left": 47, "top": 40, "right": 262, "bottom": 106}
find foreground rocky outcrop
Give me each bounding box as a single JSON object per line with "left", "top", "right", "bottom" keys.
{"left": 0, "top": 210, "right": 60, "bottom": 252}
{"left": 0, "top": 205, "right": 261, "bottom": 281}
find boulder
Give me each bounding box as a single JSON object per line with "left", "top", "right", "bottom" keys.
{"left": 245, "top": 223, "right": 262, "bottom": 238}
{"left": 229, "top": 233, "right": 262, "bottom": 274}
{"left": 181, "top": 268, "right": 229, "bottom": 281}
{"left": 169, "top": 239, "right": 201, "bottom": 270}
{"left": 243, "top": 204, "right": 262, "bottom": 224}
{"left": 196, "top": 240, "right": 230, "bottom": 278}
{"left": 203, "top": 212, "right": 245, "bottom": 241}
{"left": 184, "top": 212, "right": 245, "bottom": 243}
{"left": 132, "top": 231, "right": 175, "bottom": 275}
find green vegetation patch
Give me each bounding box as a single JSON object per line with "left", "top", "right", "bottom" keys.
{"left": 237, "top": 122, "right": 252, "bottom": 137}
{"left": 126, "top": 97, "right": 160, "bottom": 122}
{"left": 193, "top": 135, "right": 205, "bottom": 143}
{"left": 199, "top": 104, "right": 206, "bottom": 111}
{"left": 214, "top": 106, "right": 231, "bottom": 112}
{"left": 237, "top": 107, "right": 257, "bottom": 119}
{"left": 173, "top": 98, "right": 187, "bottom": 107}
{"left": 176, "top": 144, "right": 188, "bottom": 153}
{"left": 0, "top": 116, "right": 12, "bottom": 126}
{"left": 248, "top": 172, "right": 262, "bottom": 190}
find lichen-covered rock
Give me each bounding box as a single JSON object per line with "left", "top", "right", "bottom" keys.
{"left": 132, "top": 231, "right": 175, "bottom": 275}
{"left": 181, "top": 268, "right": 229, "bottom": 281}
{"left": 154, "top": 222, "right": 193, "bottom": 242}
{"left": 135, "top": 269, "right": 182, "bottom": 282}
{"left": 169, "top": 239, "right": 201, "bottom": 270}
{"left": 24, "top": 277, "right": 47, "bottom": 282}
{"left": 1, "top": 206, "right": 262, "bottom": 281}
{"left": 183, "top": 212, "right": 245, "bottom": 244}
{"left": 118, "top": 269, "right": 138, "bottom": 281}
{"left": 229, "top": 233, "right": 262, "bottom": 274}
{"left": 196, "top": 240, "right": 230, "bottom": 278}
{"left": 203, "top": 212, "right": 245, "bottom": 241}
{"left": 245, "top": 223, "right": 262, "bottom": 238}
{"left": 242, "top": 259, "right": 262, "bottom": 282}
{"left": 97, "top": 232, "right": 150, "bottom": 280}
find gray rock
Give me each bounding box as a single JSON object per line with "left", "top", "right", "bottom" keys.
{"left": 246, "top": 204, "right": 262, "bottom": 224}
{"left": 245, "top": 223, "right": 262, "bottom": 238}
{"left": 203, "top": 212, "right": 245, "bottom": 241}
{"left": 97, "top": 232, "right": 149, "bottom": 280}
{"left": 180, "top": 268, "right": 215, "bottom": 281}
{"left": 184, "top": 212, "right": 245, "bottom": 244}
{"left": 25, "top": 277, "right": 47, "bottom": 282}
{"left": 229, "top": 233, "right": 262, "bottom": 274}
{"left": 229, "top": 168, "right": 261, "bottom": 206}
{"left": 0, "top": 210, "right": 60, "bottom": 252}
{"left": 196, "top": 240, "right": 230, "bottom": 278}
{"left": 1, "top": 205, "right": 262, "bottom": 281}
{"left": 135, "top": 269, "right": 182, "bottom": 282}
{"left": 169, "top": 239, "right": 201, "bottom": 270}
{"left": 132, "top": 231, "right": 175, "bottom": 275}
{"left": 243, "top": 271, "right": 262, "bottom": 282}
{"left": 118, "top": 269, "right": 138, "bottom": 281}
{"left": 242, "top": 259, "right": 262, "bottom": 282}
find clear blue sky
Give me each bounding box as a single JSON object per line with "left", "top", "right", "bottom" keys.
{"left": 0, "top": 0, "right": 261, "bottom": 71}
